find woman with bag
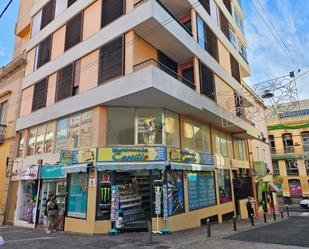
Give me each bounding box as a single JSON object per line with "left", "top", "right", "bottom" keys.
{"left": 46, "top": 194, "right": 59, "bottom": 233}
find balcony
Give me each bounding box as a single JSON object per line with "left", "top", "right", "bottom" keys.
{"left": 0, "top": 124, "right": 6, "bottom": 144}
{"left": 133, "top": 58, "right": 195, "bottom": 89}
{"left": 284, "top": 146, "right": 294, "bottom": 154}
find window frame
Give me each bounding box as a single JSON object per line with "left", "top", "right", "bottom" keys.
{"left": 64, "top": 12, "right": 84, "bottom": 51}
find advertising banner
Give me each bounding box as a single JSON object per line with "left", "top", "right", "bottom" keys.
{"left": 40, "top": 165, "right": 65, "bottom": 179}
{"left": 11, "top": 165, "right": 39, "bottom": 181}
{"left": 167, "top": 148, "right": 214, "bottom": 165}
{"left": 60, "top": 148, "right": 97, "bottom": 165}
{"left": 98, "top": 147, "right": 167, "bottom": 162}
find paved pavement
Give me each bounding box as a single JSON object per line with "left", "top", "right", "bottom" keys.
{"left": 0, "top": 215, "right": 308, "bottom": 249}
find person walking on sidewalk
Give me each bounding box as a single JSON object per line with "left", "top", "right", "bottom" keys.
{"left": 46, "top": 194, "right": 59, "bottom": 234}
{"left": 246, "top": 196, "right": 255, "bottom": 218}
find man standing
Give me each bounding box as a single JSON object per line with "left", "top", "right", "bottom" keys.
{"left": 46, "top": 194, "right": 59, "bottom": 233}
{"left": 246, "top": 196, "right": 255, "bottom": 218}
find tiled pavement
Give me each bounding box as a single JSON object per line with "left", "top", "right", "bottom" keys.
{"left": 0, "top": 215, "right": 308, "bottom": 249}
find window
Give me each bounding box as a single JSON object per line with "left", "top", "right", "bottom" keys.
{"left": 302, "top": 132, "right": 309, "bottom": 152}
{"left": 44, "top": 123, "right": 55, "bottom": 153}
{"left": 199, "top": 0, "right": 210, "bottom": 15}
{"left": 233, "top": 8, "right": 243, "bottom": 31}
{"left": 80, "top": 111, "right": 93, "bottom": 148}
{"left": 67, "top": 0, "right": 78, "bottom": 7}
{"left": 36, "top": 36, "right": 52, "bottom": 69}
{"left": 107, "top": 107, "right": 135, "bottom": 145}
{"left": 238, "top": 41, "right": 247, "bottom": 60}
{"left": 306, "top": 160, "right": 309, "bottom": 175}
{"left": 67, "top": 173, "right": 88, "bottom": 219}
{"left": 272, "top": 161, "right": 279, "bottom": 176}
{"left": 199, "top": 61, "right": 215, "bottom": 100}
{"left": 17, "top": 131, "right": 26, "bottom": 158}
{"left": 41, "top": 0, "right": 55, "bottom": 30}
{"left": 35, "top": 125, "right": 46, "bottom": 155}
{"left": 31, "top": 10, "right": 42, "bottom": 37}
{"left": 197, "top": 16, "right": 206, "bottom": 49}
{"left": 286, "top": 159, "right": 299, "bottom": 176}
{"left": 65, "top": 13, "right": 83, "bottom": 51}
{"left": 234, "top": 138, "right": 247, "bottom": 160}
{"left": 55, "top": 118, "right": 68, "bottom": 152}
{"left": 98, "top": 36, "right": 124, "bottom": 84}
{"left": 164, "top": 110, "right": 180, "bottom": 147}
{"left": 229, "top": 27, "right": 236, "bottom": 47}
{"left": 96, "top": 172, "right": 111, "bottom": 220}
{"left": 223, "top": 0, "right": 232, "bottom": 14}
{"left": 184, "top": 119, "right": 211, "bottom": 153}
{"left": 32, "top": 79, "right": 48, "bottom": 111}
{"left": 73, "top": 60, "right": 81, "bottom": 96}
{"left": 219, "top": 9, "right": 230, "bottom": 39}
{"left": 0, "top": 101, "right": 8, "bottom": 124}
{"left": 27, "top": 128, "right": 37, "bottom": 156}
{"left": 167, "top": 171, "right": 185, "bottom": 216}
{"left": 101, "top": 0, "right": 124, "bottom": 28}
{"left": 283, "top": 133, "right": 294, "bottom": 153}
{"left": 187, "top": 171, "right": 216, "bottom": 210}
{"left": 215, "top": 130, "right": 233, "bottom": 158}
{"left": 158, "top": 51, "right": 178, "bottom": 79}
{"left": 181, "top": 66, "right": 195, "bottom": 87}
{"left": 137, "top": 108, "right": 163, "bottom": 144}
{"left": 269, "top": 135, "right": 276, "bottom": 154}
{"left": 67, "top": 114, "right": 81, "bottom": 149}
{"left": 218, "top": 170, "right": 232, "bottom": 204}
{"left": 230, "top": 53, "right": 240, "bottom": 82}
{"left": 56, "top": 64, "right": 74, "bottom": 102}
{"left": 256, "top": 146, "right": 260, "bottom": 160}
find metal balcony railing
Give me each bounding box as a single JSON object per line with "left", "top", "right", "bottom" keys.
{"left": 284, "top": 146, "right": 294, "bottom": 154}
{"left": 0, "top": 124, "right": 6, "bottom": 144}
{"left": 133, "top": 58, "right": 196, "bottom": 89}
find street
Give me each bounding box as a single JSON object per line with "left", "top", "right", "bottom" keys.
{"left": 1, "top": 215, "right": 309, "bottom": 249}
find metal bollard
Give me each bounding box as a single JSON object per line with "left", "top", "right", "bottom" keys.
{"left": 263, "top": 212, "right": 267, "bottom": 223}
{"left": 206, "top": 218, "right": 211, "bottom": 238}
{"left": 285, "top": 205, "right": 290, "bottom": 217}
{"left": 250, "top": 213, "right": 254, "bottom": 226}
{"left": 280, "top": 209, "right": 284, "bottom": 219}
{"left": 273, "top": 211, "right": 277, "bottom": 221}
{"left": 147, "top": 220, "right": 153, "bottom": 244}
{"left": 233, "top": 216, "right": 237, "bottom": 231}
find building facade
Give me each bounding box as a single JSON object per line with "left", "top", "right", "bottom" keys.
{"left": 10, "top": 0, "right": 269, "bottom": 233}
{"left": 268, "top": 99, "right": 309, "bottom": 199}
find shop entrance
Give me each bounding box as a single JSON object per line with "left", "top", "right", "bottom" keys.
{"left": 37, "top": 180, "right": 67, "bottom": 230}
{"left": 289, "top": 179, "right": 302, "bottom": 197}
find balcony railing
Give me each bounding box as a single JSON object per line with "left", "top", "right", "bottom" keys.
{"left": 133, "top": 58, "right": 196, "bottom": 89}
{"left": 284, "top": 146, "right": 294, "bottom": 154}
{"left": 0, "top": 124, "right": 6, "bottom": 144}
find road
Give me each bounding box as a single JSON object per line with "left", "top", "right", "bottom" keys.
{"left": 1, "top": 216, "right": 309, "bottom": 249}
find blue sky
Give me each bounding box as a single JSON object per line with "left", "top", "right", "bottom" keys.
{"left": 0, "top": 0, "right": 308, "bottom": 99}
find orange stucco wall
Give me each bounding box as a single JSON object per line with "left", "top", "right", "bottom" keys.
{"left": 20, "top": 85, "right": 34, "bottom": 117}
{"left": 79, "top": 50, "right": 99, "bottom": 93}
{"left": 25, "top": 48, "right": 36, "bottom": 76}
{"left": 83, "top": 0, "right": 102, "bottom": 40}
{"left": 218, "top": 41, "right": 231, "bottom": 75}
{"left": 46, "top": 73, "right": 57, "bottom": 106}
{"left": 51, "top": 26, "right": 66, "bottom": 60}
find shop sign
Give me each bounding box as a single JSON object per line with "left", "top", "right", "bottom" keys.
{"left": 40, "top": 165, "right": 65, "bottom": 179}
{"left": 98, "top": 147, "right": 167, "bottom": 162}
{"left": 60, "top": 148, "right": 97, "bottom": 165}
{"left": 253, "top": 161, "right": 266, "bottom": 176}
{"left": 167, "top": 148, "right": 214, "bottom": 165}
{"left": 11, "top": 165, "right": 39, "bottom": 181}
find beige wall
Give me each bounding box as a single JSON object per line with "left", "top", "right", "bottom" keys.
{"left": 215, "top": 75, "right": 235, "bottom": 112}
{"left": 19, "top": 86, "right": 34, "bottom": 117}
{"left": 25, "top": 48, "right": 36, "bottom": 76}
{"left": 15, "top": 0, "right": 34, "bottom": 37}
{"left": 79, "top": 50, "right": 99, "bottom": 93}
{"left": 46, "top": 73, "right": 57, "bottom": 106}
{"left": 83, "top": 0, "right": 102, "bottom": 40}
{"left": 218, "top": 41, "right": 231, "bottom": 75}
{"left": 51, "top": 26, "right": 66, "bottom": 60}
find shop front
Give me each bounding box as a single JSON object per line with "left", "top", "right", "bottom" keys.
{"left": 37, "top": 165, "right": 67, "bottom": 230}
{"left": 12, "top": 165, "right": 39, "bottom": 228}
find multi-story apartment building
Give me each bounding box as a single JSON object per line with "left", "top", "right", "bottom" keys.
{"left": 10, "top": 0, "right": 269, "bottom": 233}
{"left": 268, "top": 99, "right": 309, "bottom": 199}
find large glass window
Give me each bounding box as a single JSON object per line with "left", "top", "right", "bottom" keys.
{"left": 215, "top": 131, "right": 233, "bottom": 158}
{"left": 218, "top": 170, "right": 232, "bottom": 204}
{"left": 302, "top": 132, "right": 309, "bottom": 152}
{"left": 35, "top": 125, "right": 46, "bottom": 154}
{"left": 187, "top": 171, "right": 216, "bottom": 210}
{"left": 55, "top": 118, "right": 68, "bottom": 153}
{"left": 164, "top": 110, "right": 180, "bottom": 148}
{"left": 234, "top": 138, "right": 247, "bottom": 160}
{"left": 27, "top": 128, "right": 37, "bottom": 156}
{"left": 183, "top": 119, "right": 211, "bottom": 153}
{"left": 67, "top": 114, "right": 81, "bottom": 149}
{"left": 44, "top": 123, "right": 55, "bottom": 153}
{"left": 17, "top": 131, "right": 26, "bottom": 158}
{"left": 67, "top": 173, "right": 88, "bottom": 218}
{"left": 80, "top": 111, "right": 93, "bottom": 148}
{"left": 167, "top": 171, "right": 185, "bottom": 216}
{"left": 197, "top": 15, "right": 206, "bottom": 49}
{"left": 96, "top": 172, "right": 111, "bottom": 220}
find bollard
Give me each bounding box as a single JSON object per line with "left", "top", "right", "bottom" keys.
{"left": 263, "top": 212, "right": 267, "bottom": 223}
{"left": 147, "top": 220, "right": 153, "bottom": 244}
{"left": 280, "top": 209, "right": 284, "bottom": 219}
{"left": 285, "top": 205, "right": 290, "bottom": 217}
{"left": 250, "top": 213, "right": 254, "bottom": 226}
{"left": 273, "top": 211, "right": 277, "bottom": 221}
{"left": 206, "top": 218, "right": 211, "bottom": 237}
{"left": 233, "top": 216, "right": 237, "bottom": 231}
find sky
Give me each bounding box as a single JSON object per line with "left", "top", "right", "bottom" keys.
{"left": 0, "top": 0, "right": 308, "bottom": 99}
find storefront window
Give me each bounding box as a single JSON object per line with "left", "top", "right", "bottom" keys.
{"left": 187, "top": 171, "right": 216, "bottom": 210}
{"left": 183, "top": 119, "right": 211, "bottom": 153}
{"left": 234, "top": 138, "right": 247, "bottom": 160}
{"left": 107, "top": 107, "right": 135, "bottom": 145}
{"left": 218, "top": 170, "right": 232, "bottom": 204}
{"left": 18, "top": 181, "right": 38, "bottom": 222}
{"left": 167, "top": 171, "right": 184, "bottom": 216}
{"left": 96, "top": 172, "right": 111, "bottom": 220}
{"left": 67, "top": 114, "right": 81, "bottom": 149}
{"left": 44, "top": 122, "right": 55, "bottom": 153}
{"left": 55, "top": 118, "right": 68, "bottom": 153}
{"left": 17, "top": 131, "right": 26, "bottom": 158}
{"left": 27, "top": 128, "right": 37, "bottom": 156}
{"left": 67, "top": 173, "right": 88, "bottom": 219}
{"left": 35, "top": 125, "right": 45, "bottom": 154}
{"left": 164, "top": 110, "right": 180, "bottom": 147}
{"left": 80, "top": 111, "right": 93, "bottom": 148}
{"left": 137, "top": 108, "right": 163, "bottom": 144}
{"left": 215, "top": 130, "right": 233, "bottom": 158}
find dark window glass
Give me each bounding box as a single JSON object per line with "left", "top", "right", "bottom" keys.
{"left": 219, "top": 9, "right": 230, "bottom": 39}
{"left": 41, "top": 0, "right": 55, "bottom": 30}
{"left": 98, "top": 36, "right": 124, "bottom": 84}
{"left": 56, "top": 64, "right": 74, "bottom": 102}
{"left": 183, "top": 20, "right": 192, "bottom": 33}
{"left": 158, "top": 51, "right": 178, "bottom": 79}
{"left": 182, "top": 67, "right": 194, "bottom": 85}
{"left": 37, "top": 36, "right": 52, "bottom": 69}
{"left": 205, "top": 25, "right": 219, "bottom": 61}
{"left": 67, "top": 0, "right": 78, "bottom": 7}
{"left": 101, "top": 0, "right": 124, "bottom": 28}
{"left": 199, "top": 61, "right": 215, "bottom": 100}
{"left": 199, "top": 0, "right": 210, "bottom": 15}
{"left": 65, "top": 13, "right": 83, "bottom": 51}
{"left": 32, "top": 79, "right": 48, "bottom": 111}
{"left": 230, "top": 53, "right": 240, "bottom": 82}
{"left": 223, "top": 0, "right": 232, "bottom": 14}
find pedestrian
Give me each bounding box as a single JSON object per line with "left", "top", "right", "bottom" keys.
{"left": 245, "top": 196, "right": 255, "bottom": 218}
{"left": 44, "top": 195, "right": 51, "bottom": 232}
{"left": 46, "top": 194, "right": 59, "bottom": 233}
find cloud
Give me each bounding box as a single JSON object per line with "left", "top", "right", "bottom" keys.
{"left": 243, "top": 0, "right": 309, "bottom": 100}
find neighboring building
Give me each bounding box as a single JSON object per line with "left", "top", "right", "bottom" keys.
{"left": 268, "top": 99, "right": 309, "bottom": 199}
{"left": 12, "top": 0, "right": 262, "bottom": 233}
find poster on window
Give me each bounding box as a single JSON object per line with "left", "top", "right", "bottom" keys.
{"left": 166, "top": 171, "right": 184, "bottom": 216}
{"left": 67, "top": 173, "right": 88, "bottom": 218}
{"left": 187, "top": 172, "right": 216, "bottom": 210}
{"left": 218, "top": 170, "right": 232, "bottom": 204}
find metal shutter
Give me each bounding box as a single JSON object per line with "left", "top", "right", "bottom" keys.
{"left": 56, "top": 64, "right": 74, "bottom": 102}
{"left": 219, "top": 9, "right": 230, "bottom": 40}
{"left": 41, "top": 0, "right": 55, "bottom": 30}
{"left": 37, "top": 36, "right": 52, "bottom": 68}
{"left": 65, "top": 13, "right": 83, "bottom": 51}
{"left": 230, "top": 53, "right": 241, "bottom": 82}
{"left": 101, "top": 0, "right": 124, "bottom": 28}
{"left": 199, "top": 61, "right": 215, "bottom": 100}
{"left": 32, "top": 79, "right": 48, "bottom": 111}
